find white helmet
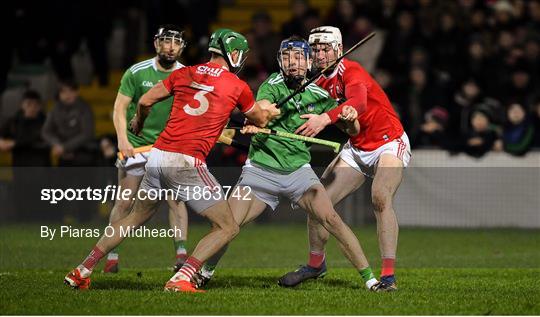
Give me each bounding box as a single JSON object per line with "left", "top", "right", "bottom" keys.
{"left": 308, "top": 26, "right": 343, "bottom": 52}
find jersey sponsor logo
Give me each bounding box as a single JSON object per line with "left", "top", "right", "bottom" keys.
{"left": 196, "top": 65, "right": 224, "bottom": 77}
{"left": 142, "top": 80, "right": 154, "bottom": 87}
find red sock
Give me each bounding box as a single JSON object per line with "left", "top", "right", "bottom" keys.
{"left": 82, "top": 246, "right": 105, "bottom": 271}
{"left": 308, "top": 251, "right": 325, "bottom": 268}
{"left": 381, "top": 257, "right": 395, "bottom": 277}
{"left": 178, "top": 256, "right": 202, "bottom": 281}
{"left": 176, "top": 253, "right": 188, "bottom": 263}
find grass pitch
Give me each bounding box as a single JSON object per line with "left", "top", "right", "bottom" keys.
{"left": 1, "top": 224, "right": 538, "bottom": 315}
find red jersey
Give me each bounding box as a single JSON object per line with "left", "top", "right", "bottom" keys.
{"left": 317, "top": 58, "right": 403, "bottom": 151}
{"left": 155, "top": 62, "right": 255, "bottom": 161}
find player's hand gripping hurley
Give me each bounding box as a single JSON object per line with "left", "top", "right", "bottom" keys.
{"left": 236, "top": 126, "right": 341, "bottom": 153}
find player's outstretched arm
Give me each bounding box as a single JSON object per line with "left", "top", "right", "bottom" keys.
{"left": 112, "top": 93, "right": 135, "bottom": 158}
{"left": 131, "top": 82, "right": 171, "bottom": 135}
{"left": 244, "top": 99, "right": 280, "bottom": 128}
{"left": 296, "top": 83, "right": 368, "bottom": 137}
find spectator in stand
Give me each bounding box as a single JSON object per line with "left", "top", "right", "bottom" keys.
{"left": 417, "top": 106, "right": 450, "bottom": 149}
{"left": 378, "top": 10, "right": 422, "bottom": 75}
{"left": 501, "top": 65, "right": 536, "bottom": 106}
{"left": 0, "top": 90, "right": 51, "bottom": 220}
{"left": 346, "top": 15, "right": 384, "bottom": 72}
{"left": 42, "top": 80, "right": 95, "bottom": 167}
{"left": 462, "top": 109, "right": 500, "bottom": 158}
{"left": 528, "top": 0, "right": 540, "bottom": 31}
{"left": 281, "top": 0, "right": 311, "bottom": 38}
{"left": 523, "top": 37, "right": 540, "bottom": 86}
{"left": 246, "top": 10, "right": 281, "bottom": 74}
{"left": 499, "top": 102, "right": 535, "bottom": 156}
{"left": 0, "top": 90, "right": 50, "bottom": 166}
{"left": 432, "top": 10, "right": 466, "bottom": 86}
{"left": 303, "top": 8, "right": 322, "bottom": 38}
{"left": 449, "top": 79, "right": 502, "bottom": 139}
{"left": 464, "top": 37, "right": 494, "bottom": 92}
{"left": 326, "top": 0, "right": 357, "bottom": 40}
{"left": 401, "top": 66, "right": 445, "bottom": 147}
{"left": 532, "top": 99, "right": 540, "bottom": 148}
{"left": 416, "top": 0, "right": 439, "bottom": 43}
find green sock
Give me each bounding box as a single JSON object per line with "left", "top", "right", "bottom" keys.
{"left": 203, "top": 263, "right": 216, "bottom": 272}
{"left": 359, "top": 267, "right": 375, "bottom": 283}
{"left": 173, "top": 240, "right": 186, "bottom": 252}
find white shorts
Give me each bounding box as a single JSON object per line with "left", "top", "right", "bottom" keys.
{"left": 115, "top": 152, "right": 149, "bottom": 177}
{"left": 139, "top": 148, "right": 225, "bottom": 213}
{"left": 340, "top": 132, "right": 412, "bottom": 178}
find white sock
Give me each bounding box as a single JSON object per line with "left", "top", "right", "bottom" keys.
{"left": 365, "top": 278, "right": 378, "bottom": 289}
{"left": 77, "top": 265, "right": 92, "bottom": 278}
{"left": 107, "top": 253, "right": 118, "bottom": 261}
{"left": 200, "top": 265, "right": 215, "bottom": 279}
{"left": 170, "top": 271, "right": 189, "bottom": 282}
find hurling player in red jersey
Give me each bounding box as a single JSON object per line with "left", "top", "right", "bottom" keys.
{"left": 279, "top": 26, "right": 411, "bottom": 291}
{"left": 64, "top": 29, "right": 280, "bottom": 293}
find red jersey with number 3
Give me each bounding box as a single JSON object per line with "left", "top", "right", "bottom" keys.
{"left": 155, "top": 62, "right": 255, "bottom": 161}
{"left": 316, "top": 58, "right": 403, "bottom": 151}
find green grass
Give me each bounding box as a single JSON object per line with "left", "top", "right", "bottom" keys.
{"left": 1, "top": 224, "right": 539, "bottom": 315}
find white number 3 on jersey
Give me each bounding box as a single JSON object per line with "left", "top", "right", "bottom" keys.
{"left": 184, "top": 82, "right": 214, "bottom": 116}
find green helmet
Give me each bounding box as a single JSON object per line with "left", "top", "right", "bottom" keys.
{"left": 208, "top": 28, "right": 249, "bottom": 73}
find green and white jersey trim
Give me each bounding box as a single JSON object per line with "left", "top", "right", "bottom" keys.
{"left": 129, "top": 58, "right": 183, "bottom": 74}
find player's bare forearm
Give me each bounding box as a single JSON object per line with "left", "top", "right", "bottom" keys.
{"left": 245, "top": 99, "right": 280, "bottom": 127}
{"left": 335, "top": 120, "right": 360, "bottom": 136}
{"left": 132, "top": 82, "right": 171, "bottom": 135}
{"left": 113, "top": 93, "right": 136, "bottom": 157}
{"left": 336, "top": 105, "right": 360, "bottom": 136}
{"left": 140, "top": 81, "right": 170, "bottom": 108}
{"left": 131, "top": 104, "right": 151, "bottom": 135}
{"left": 112, "top": 93, "right": 132, "bottom": 143}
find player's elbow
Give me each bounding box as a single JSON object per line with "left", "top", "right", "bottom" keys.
{"left": 138, "top": 94, "right": 154, "bottom": 108}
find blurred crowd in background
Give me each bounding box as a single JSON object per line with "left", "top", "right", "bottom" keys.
{"left": 1, "top": 0, "right": 539, "bottom": 168}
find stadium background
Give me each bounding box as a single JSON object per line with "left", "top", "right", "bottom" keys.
{"left": 1, "top": 0, "right": 538, "bottom": 227}
{"left": 0, "top": 1, "right": 539, "bottom": 315}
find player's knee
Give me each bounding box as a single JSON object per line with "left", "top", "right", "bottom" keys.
{"left": 224, "top": 221, "right": 240, "bottom": 240}
{"left": 306, "top": 185, "right": 328, "bottom": 202}
{"left": 321, "top": 211, "right": 343, "bottom": 230}
{"left": 113, "top": 199, "right": 132, "bottom": 215}
{"left": 372, "top": 190, "right": 391, "bottom": 213}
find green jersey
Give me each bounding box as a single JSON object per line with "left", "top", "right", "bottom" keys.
{"left": 118, "top": 58, "right": 183, "bottom": 147}
{"left": 250, "top": 72, "right": 337, "bottom": 173}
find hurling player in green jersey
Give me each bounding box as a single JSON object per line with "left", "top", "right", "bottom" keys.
{"left": 106, "top": 25, "right": 188, "bottom": 273}
{"left": 194, "top": 36, "right": 380, "bottom": 291}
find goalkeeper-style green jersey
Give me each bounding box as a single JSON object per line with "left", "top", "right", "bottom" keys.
{"left": 118, "top": 58, "right": 183, "bottom": 147}
{"left": 250, "top": 72, "right": 337, "bottom": 173}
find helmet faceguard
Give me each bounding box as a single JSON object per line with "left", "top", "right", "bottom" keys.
{"left": 277, "top": 37, "right": 312, "bottom": 90}
{"left": 208, "top": 28, "right": 249, "bottom": 74}
{"left": 308, "top": 26, "right": 343, "bottom": 73}
{"left": 154, "top": 25, "right": 186, "bottom": 69}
